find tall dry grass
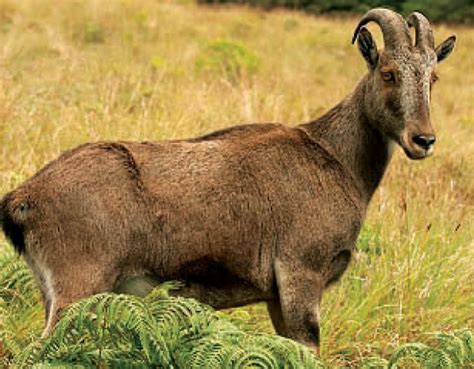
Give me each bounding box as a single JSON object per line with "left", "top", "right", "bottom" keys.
{"left": 0, "top": 0, "right": 472, "bottom": 366}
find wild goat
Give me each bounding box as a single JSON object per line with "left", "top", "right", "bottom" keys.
{"left": 0, "top": 8, "right": 455, "bottom": 352}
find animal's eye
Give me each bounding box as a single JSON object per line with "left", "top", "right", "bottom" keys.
{"left": 431, "top": 73, "right": 439, "bottom": 84}
{"left": 381, "top": 71, "right": 395, "bottom": 83}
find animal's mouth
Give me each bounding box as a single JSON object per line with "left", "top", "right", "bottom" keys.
{"left": 401, "top": 144, "right": 433, "bottom": 160}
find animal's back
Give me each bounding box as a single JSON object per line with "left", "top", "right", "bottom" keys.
{"left": 1, "top": 123, "right": 363, "bottom": 291}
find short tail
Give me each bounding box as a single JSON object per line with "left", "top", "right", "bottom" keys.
{"left": 0, "top": 195, "right": 4, "bottom": 225}
{"left": 0, "top": 192, "right": 26, "bottom": 254}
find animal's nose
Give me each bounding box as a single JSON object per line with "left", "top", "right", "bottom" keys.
{"left": 412, "top": 134, "right": 436, "bottom": 150}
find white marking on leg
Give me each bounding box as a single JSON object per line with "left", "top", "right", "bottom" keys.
{"left": 42, "top": 266, "right": 56, "bottom": 334}
{"left": 34, "top": 260, "right": 57, "bottom": 338}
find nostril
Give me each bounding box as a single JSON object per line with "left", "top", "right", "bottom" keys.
{"left": 412, "top": 135, "right": 436, "bottom": 149}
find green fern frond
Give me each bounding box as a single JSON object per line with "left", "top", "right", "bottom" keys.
{"left": 0, "top": 247, "right": 43, "bottom": 360}
{"left": 13, "top": 340, "right": 44, "bottom": 368}
{"left": 389, "top": 342, "right": 439, "bottom": 368}
{"left": 143, "top": 280, "right": 184, "bottom": 302}
{"left": 31, "top": 364, "right": 88, "bottom": 369}
{"left": 431, "top": 331, "right": 467, "bottom": 366}
{"left": 382, "top": 329, "right": 474, "bottom": 368}
{"left": 0, "top": 249, "right": 36, "bottom": 303}
{"left": 223, "top": 346, "right": 265, "bottom": 368}
{"left": 176, "top": 337, "right": 228, "bottom": 369}
{"left": 454, "top": 329, "right": 474, "bottom": 361}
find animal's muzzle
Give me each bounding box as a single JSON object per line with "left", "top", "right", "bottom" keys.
{"left": 412, "top": 134, "right": 436, "bottom": 150}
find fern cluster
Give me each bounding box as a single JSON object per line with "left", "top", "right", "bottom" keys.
{"left": 388, "top": 330, "right": 474, "bottom": 368}
{"left": 1, "top": 248, "right": 473, "bottom": 368}
{"left": 361, "top": 330, "right": 474, "bottom": 368}
{"left": 12, "top": 283, "right": 324, "bottom": 368}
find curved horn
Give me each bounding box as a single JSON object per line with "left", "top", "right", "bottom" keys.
{"left": 407, "top": 12, "right": 434, "bottom": 49}
{"left": 352, "top": 8, "right": 411, "bottom": 51}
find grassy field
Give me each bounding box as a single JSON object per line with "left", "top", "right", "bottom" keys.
{"left": 0, "top": 0, "right": 473, "bottom": 367}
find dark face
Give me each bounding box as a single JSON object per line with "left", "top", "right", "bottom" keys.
{"left": 356, "top": 27, "right": 456, "bottom": 160}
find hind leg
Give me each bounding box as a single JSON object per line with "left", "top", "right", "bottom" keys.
{"left": 38, "top": 261, "right": 119, "bottom": 338}
{"left": 23, "top": 253, "right": 54, "bottom": 334}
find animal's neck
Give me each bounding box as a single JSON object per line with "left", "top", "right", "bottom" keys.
{"left": 300, "top": 76, "right": 393, "bottom": 204}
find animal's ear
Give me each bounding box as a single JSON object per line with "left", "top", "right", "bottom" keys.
{"left": 435, "top": 35, "right": 456, "bottom": 63}
{"left": 355, "top": 27, "right": 378, "bottom": 70}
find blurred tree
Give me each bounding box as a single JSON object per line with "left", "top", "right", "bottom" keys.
{"left": 198, "top": 0, "right": 474, "bottom": 23}
{"left": 402, "top": 0, "right": 474, "bottom": 23}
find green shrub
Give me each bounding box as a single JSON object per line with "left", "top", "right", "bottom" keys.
{"left": 402, "top": 0, "right": 474, "bottom": 24}
{"left": 195, "top": 39, "right": 260, "bottom": 83}
{"left": 83, "top": 21, "right": 105, "bottom": 43}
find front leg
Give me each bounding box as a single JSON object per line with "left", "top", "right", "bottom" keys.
{"left": 274, "top": 258, "right": 324, "bottom": 354}
{"left": 267, "top": 300, "right": 288, "bottom": 337}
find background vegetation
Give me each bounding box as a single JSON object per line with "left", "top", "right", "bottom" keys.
{"left": 199, "top": 0, "right": 474, "bottom": 24}
{"left": 0, "top": 0, "right": 472, "bottom": 367}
